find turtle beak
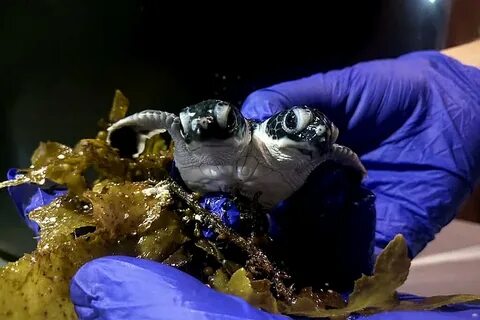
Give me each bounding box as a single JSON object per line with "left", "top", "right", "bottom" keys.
{"left": 183, "top": 115, "right": 228, "bottom": 142}
{"left": 191, "top": 117, "right": 213, "bottom": 134}
{"left": 179, "top": 100, "right": 245, "bottom": 144}
{"left": 192, "top": 117, "right": 214, "bottom": 136}
{"left": 179, "top": 110, "right": 219, "bottom": 142}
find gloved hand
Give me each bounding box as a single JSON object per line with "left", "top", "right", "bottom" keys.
{"left": 69, "top": 255, "right": 480, "bottom": 320}
{"left": 7, "top": 51, "right": 480, "bottom": 319}
{"left": 242, "top": 50, "right": 480, "bottom": 258}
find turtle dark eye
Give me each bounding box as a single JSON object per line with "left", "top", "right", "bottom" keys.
{"left": 282, "top": 110, "right": 298, "bottom": 133}
{"left": 226, "top": 109, "right": 237, "bottom": 131}
{"left": 214, "top": 102, "right": 231, "bottom": 129}
{"left": 282, "top": 108, "right": 312, "bottom": 134}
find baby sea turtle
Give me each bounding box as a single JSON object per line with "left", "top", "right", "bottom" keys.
{"left": 107, "top": 100, "right": 366, "bottom": 209}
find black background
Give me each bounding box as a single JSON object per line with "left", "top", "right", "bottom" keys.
{"left": 0, "top": 0, "right": 452, "bottom": 257}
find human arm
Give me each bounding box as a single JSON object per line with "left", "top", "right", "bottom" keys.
{"left": 441, "top": 39, "right": 480, "bottom": 68}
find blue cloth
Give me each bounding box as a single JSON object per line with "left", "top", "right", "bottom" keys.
{"left": 6, "top": 51, "right": 480, "bottom": 319}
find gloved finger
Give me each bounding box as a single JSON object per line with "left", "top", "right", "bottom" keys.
{"left": 199, "top": 193, "right": 242, "bottom": 238}
{"left": 240, "top": 68, "right": 352, "bottom": 124}
{"left": 6, "top": 168, "right": 67, "bottom": 236}
{"left": 363, "top": 129, "right": 475, "bottom": 257}
{"left": 241, "top": 54, "right": 429, "bottom": 154}
{"left": 70, "top": 256, "right": 290, "bottom": 320}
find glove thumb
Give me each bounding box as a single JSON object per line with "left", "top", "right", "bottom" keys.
{"left": 70, "top": 256, "right": 289, "bottom": 320}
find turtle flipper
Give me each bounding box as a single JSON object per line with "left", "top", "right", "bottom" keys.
{"left": 327, "top": 144, "right": 367, "bottom": 178}
{"left": 107, "top": 110, "right": 181, "bottom": 158}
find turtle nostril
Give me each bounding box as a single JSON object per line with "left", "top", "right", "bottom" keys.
{"left": 193, "top": 117, "right": 212, "bottom": 131}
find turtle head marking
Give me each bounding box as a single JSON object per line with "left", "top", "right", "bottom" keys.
{"left": 264, "top": 106, "right": 338, "bottom": 158}
{"left": 176, "top": 100, "right": 251, "bottom": 164}
{"left": 179, "top": 100, "right": 246, "bottom": 143}
{"left": 179, "top": 100, "right": 250, "bottom": 153}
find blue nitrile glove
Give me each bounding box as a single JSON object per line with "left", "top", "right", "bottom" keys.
{"left": 242, "top": 51, "right": 480, "bottom": 258}
{"left": 198, "top": 193, "right": 241, "bottom": 239}
{"left": 69, "top": 256, "right": 480, "bottom": 320}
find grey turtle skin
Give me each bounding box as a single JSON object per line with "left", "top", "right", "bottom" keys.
{"left": 107, "top": 100, "right": 366, "bottom": 209}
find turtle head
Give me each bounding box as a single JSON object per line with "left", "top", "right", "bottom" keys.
{"left": 178, "top": 100, "right": 250, "bottom": 160}
{"left": 264, "top": 106, "right": 338, "bottom": 158}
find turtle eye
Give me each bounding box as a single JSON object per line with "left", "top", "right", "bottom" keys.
{"left": 226, "top": 108, "right": 237, "bottom": 131}
{"left": 214, "top": 102, "right": 231, "bottom": 129}
{"left": 282, "top": 108, "right": 312, "bottom": 134}
{"left": 293, "top": 108, "right": 312, "bottom": 132}
{"left": 282, "top": 110, "right": 297, "bottom": 134}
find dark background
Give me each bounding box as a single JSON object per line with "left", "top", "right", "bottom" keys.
{"left": 1, "top": 0, "right": 476, "bottom": 259}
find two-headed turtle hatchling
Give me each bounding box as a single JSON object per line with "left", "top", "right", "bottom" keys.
{"left": 107, "top": 100, "right": 366, "bottom": 209}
